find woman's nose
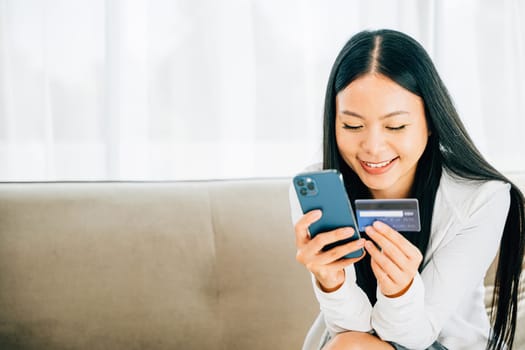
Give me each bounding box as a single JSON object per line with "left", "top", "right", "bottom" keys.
{"left": 360, "top": 128, "right": 386, "bottom": 155}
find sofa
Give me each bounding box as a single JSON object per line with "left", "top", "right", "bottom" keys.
{"left": 0, "top": 176, "right": 523, "bottom": 349}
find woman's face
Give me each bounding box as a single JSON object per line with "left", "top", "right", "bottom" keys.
{"left": 335, "top": 73, "right": 429, "bottom": 199}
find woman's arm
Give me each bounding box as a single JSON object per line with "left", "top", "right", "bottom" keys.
{"left": 289, "top": 185, "right": 373, "bottom": 334}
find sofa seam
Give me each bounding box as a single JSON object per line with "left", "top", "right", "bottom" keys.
{"left": 207, "top": 184, "right": 225, "bottom": 348}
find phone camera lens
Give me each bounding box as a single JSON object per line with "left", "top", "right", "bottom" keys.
{"left": 297, "top": 179, "right": 305, "bottom": 186}
{"left": 307, "top": 182, "right": 315, "bottom": 191}
{"left": 300, "top": 188, "right": 307, "bottom": 196}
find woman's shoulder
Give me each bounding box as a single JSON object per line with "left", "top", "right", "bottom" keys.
{"left": 440, "top": 168, "right": 510, "bottom": 193}
{"left": 438, "top": 168, "right": 510, "bottom": 214}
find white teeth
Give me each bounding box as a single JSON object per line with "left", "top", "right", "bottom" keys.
{"left": 365, "top": 159, "right": 392, "bottom": 168}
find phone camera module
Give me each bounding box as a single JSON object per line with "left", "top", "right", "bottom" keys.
{"left": 295, "top": 176, "right": 318, "bottom": 197}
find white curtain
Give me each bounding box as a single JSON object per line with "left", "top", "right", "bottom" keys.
{"left": 0, "top": 0, "right": 523, "bottom": 181}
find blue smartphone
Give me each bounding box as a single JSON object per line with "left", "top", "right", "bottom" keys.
{"left": 293, "top": 169, "right": 363, "bottom": 259}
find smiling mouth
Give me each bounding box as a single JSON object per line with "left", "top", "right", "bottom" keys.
{"left": 362, "top": 157, "right": 398, "bottom": 168}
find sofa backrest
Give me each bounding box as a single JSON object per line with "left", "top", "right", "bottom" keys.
{"left": 0, "top": 179, "right": 317, "bottom": 350}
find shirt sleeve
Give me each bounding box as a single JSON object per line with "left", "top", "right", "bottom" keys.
{"left": 312, "top": 265, "right": 373, "bottom": 334}
{"left": 371, "top": 182, "right": 511, "bottom": 349}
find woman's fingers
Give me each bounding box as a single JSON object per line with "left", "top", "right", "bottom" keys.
{"left": 365, "top": 226, "right": 409, "bottom": 270}
{"left": 370, "top": 258, "right": 395, "bottom": 287}
{"left": 297, "top": 226, "right": 359, "bottom": 265}
{"left": 295, "top": 210, "right": 361, "bottom": 262}
{"left": 329, "top": 251, "right": 367, "bottom": 270}
{"left": 365, "top": 239, "right": 404, "bottom": 282}
{"left": 371, "top": 221, "right": 423, "bottom": 263}
{"left": 364, "top": 221, "right": 423, "bottom": 297}
{"left": 367, "top": 240, "right": 410, "bottom": 295}
{"left": 294, "top": 209, "right": 322, "bottom": 247}
{"left": 294, "top": 211, "right": 367, "bottom": 291}
{"left": 314, "top": 237, "right": 366, "bottom": 265}
{"left": 310, "top": 226, "right": 356, "bottom": 252}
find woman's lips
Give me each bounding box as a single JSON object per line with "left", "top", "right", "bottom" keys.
{"left": 359, "top": 157, "right": 399, "bottom": 175}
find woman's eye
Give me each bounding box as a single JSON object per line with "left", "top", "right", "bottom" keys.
{"left": 386, "top": 125, "right": 406, "bottom": 131}
{"left": 342, "top": 123, "right": 362, "bottom": 130}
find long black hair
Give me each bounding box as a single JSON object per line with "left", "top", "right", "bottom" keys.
{"left": 322, "top": 29, "right": 524, "bottom": 350}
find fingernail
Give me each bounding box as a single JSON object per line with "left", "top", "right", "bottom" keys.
{"left": 373, "top": 221, "right": 385, "bottom": 229}
{"left": 311, "top": 210, "right": 322, "bottom": 219}
{"left": 356, "top": 239, "right": 365, "bottom": 247}
{"left": 344, "top": 228, "right": 354, "bottom": 236}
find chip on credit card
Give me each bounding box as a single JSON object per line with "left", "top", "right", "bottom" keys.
{"left": 355, "top": 199, "right": 421, "bottom": 232}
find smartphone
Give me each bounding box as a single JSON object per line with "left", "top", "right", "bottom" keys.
{"left": 293, "top": 169, "right": 363, "bottom": 259}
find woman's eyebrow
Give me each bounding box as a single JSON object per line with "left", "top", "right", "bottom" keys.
{"left": 340, "top": 110, "right": 410, "bottom": 119}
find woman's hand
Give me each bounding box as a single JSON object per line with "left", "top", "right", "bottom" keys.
{"left": 364, "top": 221, "right": 423, "bottom": 297}
{"left": 294, "top": 209, "right": 366, "bottom": 292}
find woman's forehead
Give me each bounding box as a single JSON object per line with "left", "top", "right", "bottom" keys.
{"left": 336, "top": 74, "right": 424, "bottom": 118}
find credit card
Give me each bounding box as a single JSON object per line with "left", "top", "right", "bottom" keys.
{"left": 355, "top": 199, "right": 421, "bottom": 232}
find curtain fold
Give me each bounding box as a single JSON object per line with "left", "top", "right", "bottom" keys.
{"left": 0, "top": 0, "right": 523, "bottom": 181}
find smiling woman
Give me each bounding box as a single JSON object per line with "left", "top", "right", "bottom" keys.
{"left": 335, "top": 74, "right": 430, "bottom": 199}
{"left": 291, "top": 29, "right": 525, "bottom": 350}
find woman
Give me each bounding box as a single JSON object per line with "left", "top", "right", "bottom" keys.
{"left": 290, "top": 29, "right": 524, "bottom": 349}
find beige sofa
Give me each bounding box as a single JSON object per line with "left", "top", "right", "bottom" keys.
{"left": 0, "top": 177, "right": 523, "bottom": 349}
